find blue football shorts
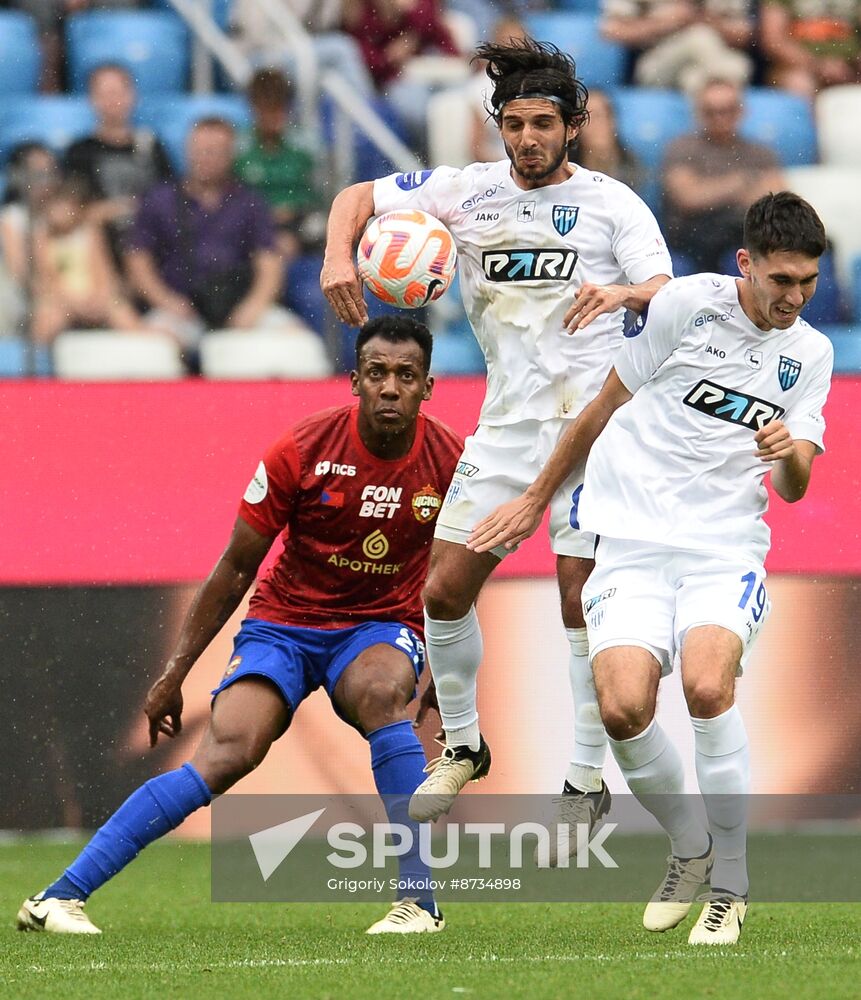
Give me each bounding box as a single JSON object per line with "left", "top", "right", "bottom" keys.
{"left": 210, "top": 618, "right": 425, "bottom": 714}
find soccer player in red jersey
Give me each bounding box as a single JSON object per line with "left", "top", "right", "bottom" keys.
{"left": 18, "top": 317, "right": 462, "bottom": 937}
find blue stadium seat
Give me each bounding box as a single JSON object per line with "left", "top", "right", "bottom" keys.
{"left": 66, "top": 12, "right": 190, "bottom": 95}
{"left": 135, "top": 94, "right": 252, "bottom": 170}
{"left": 740, "top": 88, "right": 817, "bottom": 167}
{"left": 554, "top": 0, "right": 602, "bottom": 11}
{"left": 0, "top": 338, "right": 52, "bottom": 377}
{"left": 852, "top": 255, "right": 861, "bottom": 321}
{"left": 799, "top": 249, "right": 846, "bottom": 327}
{"left": 0, "top": 97, "right": 95, "bottom": 164}
{"left": 614, "top": 88, "right": 693, "bottom": 169}
{"left": 0, "top": 12, "right": 41, "bottom": 96}
{"left": 820, "top": 325, "right": 861, "bottom": 374}
{"left": 151, "top": 0, "right": 234, "bottom": 31}
{"left": 319, "top": 96, "right": 410, "bottom": 184}
{"left": 525, "top": 14, "right": 625, "bottom": 88}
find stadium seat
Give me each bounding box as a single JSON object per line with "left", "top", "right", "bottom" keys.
{"left": 816, "top": 85, "right": 861, "bottom": 167}
{"left": 525, "top": 14, "right": 625, "bottom": 89}
{"left": 820, "top": 325, "right": 861, "bottom": 374}
{"left": 784, "top": 166, "right": 861, "bottom": 290}
{"left": 0, "top": 97, "right": 95, "bottom": 165}
{"left": 66, "top": 12, "right": 189, "bottom": 95}
{"left": 739, "top": 89, "right": 817, "bottom": 166}
{"left": 614, "top": 88, "right": 692, "bottom": 169}
{"left": 853, "top": 255, "right": 861, "bottom": 322}
{"left": 0, "top": 337, "right": 52, "bottom": 377}
{"left": 555, "top": 0, "right": 602, "bottom": 11}
{"left": 0, "top": 12, "right": 40, "bottom": 96}
{"left": 52, "top": 331, "right": 184, "bottom": 380}
{"left": 427, "top": 86, "right": 473, "bottom": 168}
{"left": 135, "top": 94, "right": 252, "bottom": 171}
{"left": 200, "top": 329, "right": 333, "bottom": 379}
{"left": 798, "top": 249, "right": 846, "bottom": 327}
{"left": 319, "top": 95, "right": 410, "bottom": 184}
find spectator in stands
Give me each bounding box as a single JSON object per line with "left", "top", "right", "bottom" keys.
{"left": 661, "top": 79, "right": 785, "bottom": 273}
{"left": 601, "top": 0, "right": 754, "bottom": 93}
{"left": 234, "top": 68, "right": 325, "bottom": 263}
{"left": 230, "top": 0, "right": 375, "bottom": 100}
{"left": 126, "top": 117, "right": 315, "bottom": 363}
{"left": 761, "top": 0, "right": 861, "bottom": 100}
{"left": 343, "top": 0, "right": 459, "bottom": 144}
{"left": 576, "top": 88, "right": 645, "bottom": 192}
{"left": 30, "top": 178, "right": 144, "bottom": 344}
{"left": 469, "top": 15, "right": 527, "bottom": 163}
{"left": 66, "top": 63, "right": 174, "bottom": 264}
{"left": 0, "top": 142, "right": 61, "bottom": 334}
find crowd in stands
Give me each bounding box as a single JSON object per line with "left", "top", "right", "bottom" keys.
{"left": 0, "top": 0, "right": 860, "bottom": 378}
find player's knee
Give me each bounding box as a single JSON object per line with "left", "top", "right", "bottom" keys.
{"left": 599, "top": 698, "right": 652, "bottom": 741}
{"left": 685, "top": 678, "right": 733, "bottom": 719}
{"left": 194, "top": 735, "right": 269, "bottom": 793}
{"left": 352, "top": 676, "right": 411, "bottom": 733}
{"left": 422, "top": 575, "right": 470, "bottom": 620}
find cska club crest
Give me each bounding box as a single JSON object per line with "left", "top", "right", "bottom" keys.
{"left": 552, "top": 205, "right": 579, "bottom": 236}
{"left": 778, "top": 355, "right": 802, "bottom": 391}
{"left": 411, "top": 485, "right": 442, "bottom": 523}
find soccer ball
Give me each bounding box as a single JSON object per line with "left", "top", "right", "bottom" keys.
{"left": 357, "top": 210, "right": 457, "bottom": 309}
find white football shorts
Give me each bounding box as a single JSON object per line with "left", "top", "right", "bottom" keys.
{"left": 582, "top": 536, "right": 771, "bottom": 675}
{"left": 435, "top": 419, "right": 594, "bottom": 560}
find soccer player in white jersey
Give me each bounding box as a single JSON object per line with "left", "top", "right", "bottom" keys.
{"left": 469, "top": 192, "right": 833, "bottom": 944}
{"left": 321, "top": 38, "right": 672, "bottom": 841}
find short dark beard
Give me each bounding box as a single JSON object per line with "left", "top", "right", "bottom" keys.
{"left": 505, "top": 138, "right": 570, "bottom": 183}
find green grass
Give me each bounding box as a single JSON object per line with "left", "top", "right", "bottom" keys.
{"left": 1, "top": 842, "right": 857, "bottom": 1000}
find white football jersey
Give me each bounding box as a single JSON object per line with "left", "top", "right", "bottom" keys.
{"left": 578, "top": 274, "right": 834, "bottom": 563}
{"left": 373, "top": 162, "right": 672, "bottom": 426}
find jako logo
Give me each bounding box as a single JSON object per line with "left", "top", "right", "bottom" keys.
{"left": 684, "top": 380, "right": 785, "bottom": 430}
{"left": 475, "top": 212, "right": 499, "bottom": 221}
{"left": 482, "top": 249, "right": 579, "bottom": 282}
{"left": 705, "top": 345, "right": 726, "bottom": 358}
{"left": 248, "top": 810, "right": 618, "bottom": 879}
{"left": 315, "top": 461, "right": 356, "bottom": 477}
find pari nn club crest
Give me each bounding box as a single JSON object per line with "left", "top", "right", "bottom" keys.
{"left": 552, "top": 205, "right": 579, "bottom": 237}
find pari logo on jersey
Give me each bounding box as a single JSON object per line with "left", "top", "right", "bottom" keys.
{"left": 552, "top": 205, "right": 579, "bottom": 236}
{"left": 684, "top": 380, "right": 785, "bottom": 430}
{"left": 411, "top": 484, "right": 442, "bottom": 523}
{"left": 778, "top": 355, "right": 802, "bottom": 391}
{"left": 327, "top": 530, "right": 403, "bottom": 575}
{"left": 482, "top": 248, "right": 579, "bottom": 282}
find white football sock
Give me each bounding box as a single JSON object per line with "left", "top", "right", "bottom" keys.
{"left": 691, "top": 705, "right": 750, "bottom": 896}
{"left": 564, "top": 627, "right": 606, "bottom": 792}
{"left": 424, "top": 607, "right": 483, "bottom": 751}
{"left": 609, "top": 719, "right": 710, "bottom": 859}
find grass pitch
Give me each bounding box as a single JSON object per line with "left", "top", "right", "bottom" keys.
{"left": 2, "top": 841, "right": 858, "bottom": 1000}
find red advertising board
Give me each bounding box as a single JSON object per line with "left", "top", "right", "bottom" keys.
{"left": 2, "top": 377, "right": 859, "bottom": 583}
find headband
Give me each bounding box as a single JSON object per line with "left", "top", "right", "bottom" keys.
{"left": 498, "top": 92, "right": 575, "bottom": 116}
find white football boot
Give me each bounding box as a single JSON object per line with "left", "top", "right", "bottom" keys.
{"left": 538, "top": 781, "right": 612, "bottom": 867}
{"left": 642, "top": 838, "right": 714, "bottom": 932}
{"left": 365, "top": 898, "right": 445, "bottom": 935}
{"left": 17, "top": 892, "right": 101, "bottom": 934}
{"left": 688, "top": 891, "right": 747, "bottom": 945}
{"left": 408, "top": 737, "right": 491, "bottom": 822}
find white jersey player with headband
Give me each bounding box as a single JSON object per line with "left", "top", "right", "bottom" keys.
{"left": 321, "top": 37, "right": 673, "bottom": 855}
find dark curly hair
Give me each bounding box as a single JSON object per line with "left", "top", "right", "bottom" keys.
{"left": 474, "top": 37, "right": 589, "bottom": 131}
{"left": 744, "top": 191, "right": 827, "bottom": 260}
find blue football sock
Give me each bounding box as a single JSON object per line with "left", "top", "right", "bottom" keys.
{"left": 43, "top": 763, "right": 211, "bottom": 901}
{"left": 368, "top": 721, "right": 436, "bottom": 914}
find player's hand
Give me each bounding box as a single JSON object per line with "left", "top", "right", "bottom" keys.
{"left": 564, "top": 283, "right": 628, "bottom": 332}
{"left": 320, "top": 256, "right": 368, "bottom": 327}
{"left": 414, "top": 679, "right": 440, "bottom": 729}
{"left": 466, "top": 493, "right": 545, "bottom": 553}
{"left": 144, "top": 674, "right": 184, "bottom": 747}
{"left": 754, "top": 420, "right": 796, "bottom": 462}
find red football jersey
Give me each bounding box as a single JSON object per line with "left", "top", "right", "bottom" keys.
{"left": 238, "top": 404, "right": 463, "bottom": 635}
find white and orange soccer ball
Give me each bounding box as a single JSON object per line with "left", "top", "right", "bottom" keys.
{"left": 357, "top": 210, "right": 457, "bottom": 309}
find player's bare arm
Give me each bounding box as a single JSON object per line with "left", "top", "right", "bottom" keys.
{"left": 565, "top": 273, "right": 670, "bottom": 332}
{"left": 755, "top": 422, "right": 817, "bottom": 503}
{"left": 145, "top": 517, "right": 273, "bottom": 746}
{"left": 321, "top": 180, "right": 375, "bottom": 327}
{"left": 467, "top": 369, "right": 633, "bottom": 552}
